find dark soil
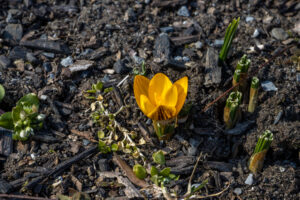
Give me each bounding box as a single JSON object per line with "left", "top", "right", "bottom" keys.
{"left": 0, "top": 0, "right": 299, "bottom": 199}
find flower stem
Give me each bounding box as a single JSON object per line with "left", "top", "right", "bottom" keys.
{"left": 219, "top": 17, "right": 240, "bottom": 62}
{"left": 223, "top": 91, "right": 242, "bottom": 129}
{"left": 152, "top": 119, "right": 175, "bottom": 140}
{"left": 248, "top": 77, "right": 259, "bottom": 113}
{"left": 249, "top": 130, "right": 273, "bottom": 173}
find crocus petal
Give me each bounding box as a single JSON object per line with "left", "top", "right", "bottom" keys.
{"left": 148, "top": 73, "right": 172, "bottom": 106}
{"left": 140, "top": 94, "right": 156, "bottom": 116}
{"left": 134, "top": 75, "right": 150, "bottom": 110}
{"left": 161, "top": 85, "right": 178, "bottom": 107}
{"left": 174, "top": 76, "right": 188, "bottom": 116}
{"left": 148, "top": 105, "right": 176, "bottom": 121}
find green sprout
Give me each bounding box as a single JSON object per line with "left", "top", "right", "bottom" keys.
{"left": 132, "top": 61, "right": 147, "bottom": 76}
{"left": 0, "top": 93, "right": 45, "bottom": 141}
{"left": 249, "top": 130, "right": 273, "bottom": 173}
{"left": 223, "top": 91, "right": 242, "bottom": 129}
{"left": 0, "top": 84, "right": 5, "bottom": 103}
{"left": 232, "top": 69, "right": 241, "bottom": 88}
{"left": 248, "top": 77, "right": 259, "bottom": 113}
{"left": 235, "top": 54, "right": 251, "bottom": 92}
{"left": 219, "top": 17, "right": 240, "bottom": 62}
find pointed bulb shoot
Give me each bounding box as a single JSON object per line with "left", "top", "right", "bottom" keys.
{"left": 248, "top": 77, "right": 259, "bottom": 113}
{"left": 249, "top": 130, "right": 273, "bottom": 174}
{"left": 224, "top": 91, "right": 242, "bottom": 129}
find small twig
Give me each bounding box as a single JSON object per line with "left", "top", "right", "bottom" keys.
{"left": 202, "top": 44, "right": 294, "bottom": 112}
{"left": 185, "top": 152, "right": 204, "bottom": 198}
{"left": 0, "top": 194, "right": 56, "bottom": 200}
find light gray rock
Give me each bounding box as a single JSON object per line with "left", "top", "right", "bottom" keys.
{"left": 271, "top": 28, "right": 289, "bottom": 40}
{"left": 177, "top": 6, "right": 190, "bottom": 17}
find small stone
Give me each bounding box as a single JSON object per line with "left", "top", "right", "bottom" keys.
{"left": 153, "top": 33, "right": 171, "bottom": 64}
{"left": 293, "top": 21, "right": 300, "bottom": 34}
{"left": 61, "top": 56, "right": 73, "bottom": 67}
{"left": 124, "top": 8, "right": 136, "bottom": 22}
{"left": 245, "top": 173, "right": 254, "bottom": 185}
{"left": 271, "top": 28, "right": 289, "bottom": 40}
{"left": 261, "top": 81, "right": 278, "bottom": 91}
{"left": 113, "top": 60, "right": 131, "bottom": 74}
{"left": 3, "top": 24, "right": 23, "bottom": 44}
{"left": 145, "top": 0, "right": 151, "bottom": 4}
{"left": 8, "top": 46, "right": 27, "bottom": 60}
{"left": 273, "top": 110, "right": 283, "bottom": 125}
{"left": 42, "top": 52, "right": 55, "bottom": 58}
{"left": 195, "top": 41, "right": 203, "bottom": 49}
{"left": 43, "top": 62, "right": 52, "bottom": 72}
{"left": 26, "top": 52, "right": 38, "bottom": 64}
{"left": 160, "top": 27, "right": 174, "bottom": 33}
{"left": 279, "top": 166, "right": 285, "bottom": 172}
{"left": 177, "top": 6, "right": 190, "bottom": 17}
{"left": 40, "top": 95, "right": 48, "bottom": 101}
{"left": 69, "top": 60, "right": 94, "bottom": 73}
{"left": 246, "top": 16, "right": 254, "bottom": 23}
{"left": 82, "top": 139, "right": 90, "bottom": 146}
{"left": 188, "top": 138, "right": 201, "bottom": 156}
{"left": 233, "top": 188, "right": 242, "bottom": 195}
{"left": 98, "top": 159, "right": 110, "bottom": 172}
{"left": 174, "top": 56, "right": 182, "bottom": 61}
{"left": 252, "top": 29, "right": 259, "bottom": 38}
{"left": 214, "top": 39, "right": 224, "bottom": 47}
{"left": 182, "top": 56, "right": 190, "bottom": 62}
{"left": 0, "top": 55, "right": 11, "bottom": 69}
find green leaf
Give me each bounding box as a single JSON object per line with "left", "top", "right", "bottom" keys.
{"left": 133, "top": 164, "right": 147, "bottom": 180}
{"left": 12, "top": 105, "right": 23, "bottom": 123}
{"left": 98, "top": 140, "right": 111, "bottom": 154}
{"left": 103, "top": 87, "right": 113, "bottom": 93}
{"left": 0, "top": 112, "right": 14, "bottom": 130}
{"left": 150, "top": 174, "right": 159, "bottom": 186}
{"left": 159, "top": 167, "right": 171, "bottom": 177}
{"left": 191, "top": 179, "right": 208, "bottom": 193}
{"left": 150, "top": 166, "right": 159, "bottom": 177}
{"left": 0, "top": 84, "right": 5, "bottom": 102}
{"left": 93, "top": 82, "right": 103, "bottom": 91}
{"left": 97, "top": 130, "right": 105, "bottom": 139}
{"left": 17, "top": 93, "right": 39, "bottom": 108}
{"left": 152, "top": 150, "right": 165, "bottom": 165}
{"left": 111, "top": 143, "right": 119, "bottom": 152}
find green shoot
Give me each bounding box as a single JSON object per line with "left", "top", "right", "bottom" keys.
{"left": 223, "top": 91, "right": 242, "bottom": 129}
{"left": 249, "top": 130, "right": 273, "bottom": 173}
{"left": 0, "top": 84, "right": 5, "bottom": 103}
{"left": 219, "top": 17, "right": 240, "bottom": 62}
{"left": 248, "top": 77, "right": 259, "bottom": 113}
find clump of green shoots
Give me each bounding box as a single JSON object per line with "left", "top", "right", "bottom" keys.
{"left": 235, "top": 54, "right": 250, "bottom": 92}
{"left": 219, "top": 17, "right": 240, "bottom": 62}
{"left": 133, "top": 150, "right": 179, "bottom": 193}
{"left": 0, "top": 93, "right": 45, "bottom": 141}
{"left": 249, "top": 130, "right": 273, "bottom": 174}
{"left": 85, "top": 82, "right": 146, "bottom": 162}
{"left": 223, "top": 91, "right": 242, "bottom": 129}
{"left": 248, "top": 77, "right": 259, "bottom": 113}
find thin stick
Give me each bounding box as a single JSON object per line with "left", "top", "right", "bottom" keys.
{"left": 186, "top": 152, "right": 203, "bottom": 196}
{"left": 202, "top": 44, "right": 294, "bottom": 112}
{"left": 0, "top": 194, "right": 56, "bottom": 200}
{"left": 190, "top": 182, "right": 231, "bottom": 199}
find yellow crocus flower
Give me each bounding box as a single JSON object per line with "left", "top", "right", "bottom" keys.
{"left": 134, "top": 73, "right": 188, "bottom": 121}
